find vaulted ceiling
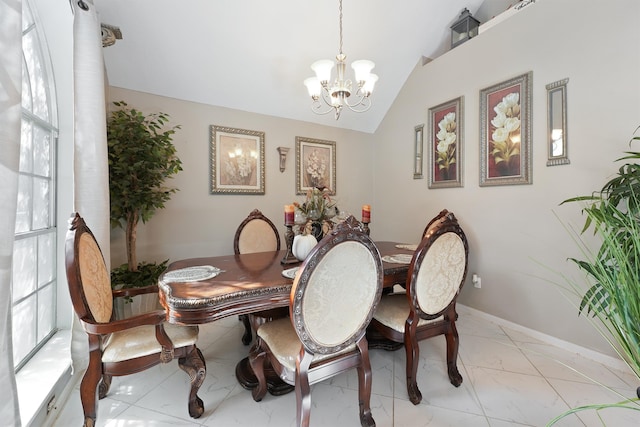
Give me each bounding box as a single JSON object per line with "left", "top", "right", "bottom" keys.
{"left": 94, "top": 0, "right": 486, "bottom": 133}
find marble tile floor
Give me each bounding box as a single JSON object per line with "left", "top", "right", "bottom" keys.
{"left": 52, "top": 305, "right": 640, "bottom": 426}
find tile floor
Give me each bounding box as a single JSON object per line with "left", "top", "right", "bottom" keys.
{"left": 52, "top": 305, "right": 640, "bottom": 426}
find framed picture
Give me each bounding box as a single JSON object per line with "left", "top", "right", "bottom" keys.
{"left": 546, "top": 78, "right": 570, "bottom": 166}
{"left": 480, "top": 71, "right": 532, "bottom": 186}
{"left": 210, "top": 125, "right": 265, "bottom": 194}
{"left": 413, "top": 124, "right": 424, "bottom": 179}
{"left": 428, "top": 96, "right": 464, "bottom": 188}
{"left": 295, "top": 136, "right": 336, "bottom": 195}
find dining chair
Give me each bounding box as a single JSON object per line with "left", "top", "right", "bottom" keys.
{"left": 370, "top": 210, "right": 469, "bottom": 405}
{"left": 234, "top": 208, "right": 286, "bottom": 345}
{"left": 65, "top": 213, "right": 206, "bottom": 427}
{"left": 249, "top": 216, "right": 383, "bottom": 427}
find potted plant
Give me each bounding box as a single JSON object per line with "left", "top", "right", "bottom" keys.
{"left": 107, "top": 101, "right": 183, "bottom": 314}
{"left": 550, "top": 132, "right": 640, "bottom": 423}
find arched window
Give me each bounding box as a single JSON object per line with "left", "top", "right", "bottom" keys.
{"left": 13, "top": 0, "right": 58, "bottom": 371}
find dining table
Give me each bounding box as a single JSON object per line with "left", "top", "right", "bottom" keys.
{"left": 158, "top": 241, "right": 415, "bottom": 395}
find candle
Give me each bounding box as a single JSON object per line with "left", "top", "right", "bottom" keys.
{"left": 284, "top": 204, "right": 295, "bottom": 225}
{"left": 362, "top": 204, "right": 371, "bottom": 223}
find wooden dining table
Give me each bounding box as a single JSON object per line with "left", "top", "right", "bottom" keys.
{"left": 158, "top": 241, "right": 414, "bottom": 394}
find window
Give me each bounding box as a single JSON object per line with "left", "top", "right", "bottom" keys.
{"left": 13, "top": 0, "right": 58, "bottom": 372}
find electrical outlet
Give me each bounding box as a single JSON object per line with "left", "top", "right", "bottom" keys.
{"left": 472, "top": 274, "right": 481, "bottom": 288}
{"left": 46, "top": 395, "right": 56, "bottom": 414}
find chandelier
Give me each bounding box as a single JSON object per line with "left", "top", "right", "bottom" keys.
{"left": 303, "top": 0, "right": 378, "bottom": 120}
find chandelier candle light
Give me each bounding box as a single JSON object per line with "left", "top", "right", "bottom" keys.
{"left": 304, "top": 0, "right": 378, "bottom": 120}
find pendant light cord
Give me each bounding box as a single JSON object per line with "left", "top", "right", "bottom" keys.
{"left": 338, "top": 0, "right": 343, "bottom": 56}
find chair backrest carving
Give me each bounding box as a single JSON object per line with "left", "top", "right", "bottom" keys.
{"left": 234, "top": 209, "right": 281, "bottom": 255}
{"left": 65, "top": 213, "right": 113, "bottom": 323}
{"left": 410, "top": 211, "right": 468, "bottom": 318}
{"left": 291, "top": 216, "right": 383, "bottom": 354}
{"left": 421, "top": 208, "right": 450, "bottom": 240}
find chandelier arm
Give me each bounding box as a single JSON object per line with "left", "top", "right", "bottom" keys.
{"left": 310, "top": 98, "right": 336, "bottom": 116}
{"left": 345, "top": 95, "right": 372, "bottom": 113}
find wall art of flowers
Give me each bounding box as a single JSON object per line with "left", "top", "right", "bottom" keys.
{"left": 210, "top": 125, "right": 265, "bottom": 194}
{"left": 296, "top": 136, "right": 336, "bottom": 195}
{"left": 434, "top": 110, "right": 457, "bottom": 181}
{"left": 304, "top": 147, "right": 329, "bottom": 189}
{"left": 428, "top": 96, "right": 463, "bottom": 189}
{"left": 488, "top": 87, "right": 521, "bottom": 177}
{"left": 221, "top": 136, "right": 258, "bottom": 186}
{"left": 479, "top": 72, "right": 531, "bottom": 187}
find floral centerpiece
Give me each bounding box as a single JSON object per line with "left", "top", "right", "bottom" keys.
{"left": 293, "top": 187, "right": 338, "bottom": 240}
{"left": 490, "top": 92, "right": 521, "bottom": 176}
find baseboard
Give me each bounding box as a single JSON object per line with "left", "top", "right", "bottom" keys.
{"left": 458, "top": 304, "right": 631, "bottom": 373}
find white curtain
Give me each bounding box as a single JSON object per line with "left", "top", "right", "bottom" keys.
{"left": 69, "top": 0, "right": 110, "bottom": 373}
{"left": 0, "top": 0, "right": 23, "bottom": 424}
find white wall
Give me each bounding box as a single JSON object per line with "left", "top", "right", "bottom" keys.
{"left": 372, "top": 0, "right": 640, "bottom": 356}
{"left": 107, "top": 88, "right": 375, "bottom": 266}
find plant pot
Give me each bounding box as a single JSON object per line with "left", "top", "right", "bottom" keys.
{"left": 113, "top": 288, "right": 161, "bottom": 320}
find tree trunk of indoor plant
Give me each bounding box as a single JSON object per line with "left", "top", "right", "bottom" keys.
{"left": 126, "top": 210, "right": 139, "bottom": 272}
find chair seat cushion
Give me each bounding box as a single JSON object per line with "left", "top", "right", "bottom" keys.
{"left": 373, "top": 294, "right": 442, "bottom": 333}
{"left": 257, "top": 317, "right": 356, "bottom": 383}
{"left": 102, "top": 323, "right": 199, "bottom": 363}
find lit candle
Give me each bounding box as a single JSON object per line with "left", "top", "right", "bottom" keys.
{"left": 362, "top": 204, "right": 371, "bottom": 223}
{"left": 284, "top": 204, "right": 295, "bottom": 225}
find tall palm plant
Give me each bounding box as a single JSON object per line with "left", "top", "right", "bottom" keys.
{"left": 551, "top": 133, "right": 640, "bottom": 423}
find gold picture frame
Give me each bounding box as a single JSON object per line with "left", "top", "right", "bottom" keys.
{"left": 295, "top": 136, "right": 336, "bottom": 195}
{"left": 479, "top": 71, "right": 532, "bottom": 186}
{"left": 428, "top": 96, "right": 464, "bottom": 188}
{"left": 210, "top": 125, "right": 265, "bottom": 194}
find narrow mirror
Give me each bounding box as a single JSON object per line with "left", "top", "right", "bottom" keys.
{"left": 414, "top": 124, "right": 424, "bottom": 179}
{"left": 546, "top": 78, "right": 569, "bottom": 166}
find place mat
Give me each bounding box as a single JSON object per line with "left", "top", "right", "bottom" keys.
{"left": 162, "top": 265, "right": 222, "bottom": 283}
{"left": 382, "top": 254, "right": 413, "bottom": 264}
{"left": 282, "top": 266, "right": 300, "bottom": 279}
{"left": 395, "top": 243, "right": 418, "bottom": 251}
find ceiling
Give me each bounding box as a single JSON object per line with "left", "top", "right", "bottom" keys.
{"left": 94, "top": 0, "right": 486, "bottom": 134}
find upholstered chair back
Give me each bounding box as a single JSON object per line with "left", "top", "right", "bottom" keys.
{"left": 291, "top": 216, "right": 383, "bottom": 354}
{"left": 67, "top": 215, "right": 113, "bottom": 323}
{"left": 234, "top": 209, "right": 280, "bottom": 255}
{"left": 411, "top": 212, "right": 468, "bottom": 317}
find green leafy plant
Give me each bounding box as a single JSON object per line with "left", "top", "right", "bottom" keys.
{"left": 549, "top": 132, "right": 640, "bottom": 423}
{"left": 110, "top": 261, "right": 169, "bottom": 290}
{"left": 107, "top": 101, "right": 182, "bottom": 288}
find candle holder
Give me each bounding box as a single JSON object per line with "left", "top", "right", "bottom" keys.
{"left": 362, "top": 221, "right": 370, "bottom": 236}
{"left": 281, "top": 224, "right": 299, "bottom": 264}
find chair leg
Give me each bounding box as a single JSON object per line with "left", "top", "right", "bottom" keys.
{"left": 248, "top": 339, "right": 268, "bottom": 401}
{"left": 356, "top": 339, "right": 375, "bottom": 427}
{"left": 80, "top": 351, "right": 102, "bottom": 427}
{"left": 295, "top": 352, "right": 313, "bottom": 427}
{"left": 404, "top": 325, "right": 422, "bottom": 405}
{"left": 98, "top": 374, "right": 112, "bottom": 399}
{"left": 445, "top": 322, "right": 463, "bottom": 387}
{"left": 240, "top": 314, "right": 252, "bottom": 345}
{"left": 178, "top": 346, "right": 206, "bottom": 419}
